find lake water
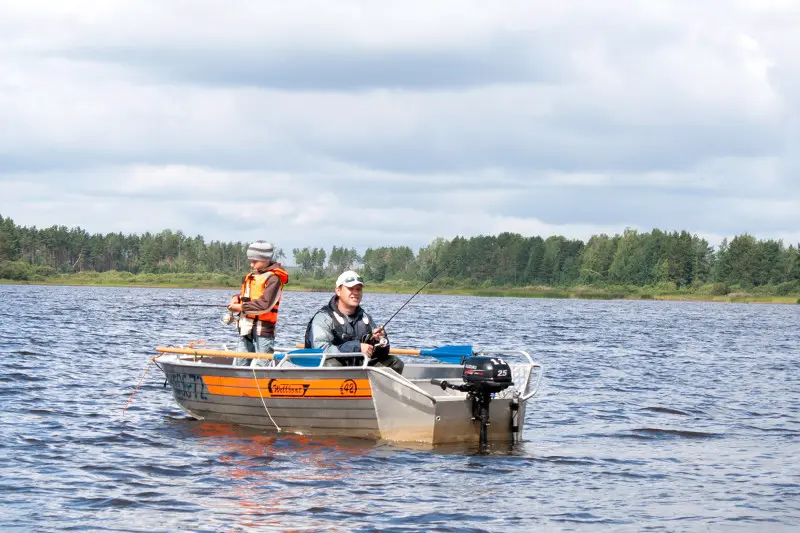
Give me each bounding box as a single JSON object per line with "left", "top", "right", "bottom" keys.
{"left": 1, "top": 284, "right": 798, "bottom": 532}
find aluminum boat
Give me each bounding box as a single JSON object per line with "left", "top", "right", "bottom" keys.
{"left": 153, "top": 343, "right": 543, "bottom": 445}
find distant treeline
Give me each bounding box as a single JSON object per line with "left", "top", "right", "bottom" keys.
{"left": 1, "top": 214, "right": 798, "bottom": 294}
{"left": 0, "top": 215, "right": 282, "bottom": 279}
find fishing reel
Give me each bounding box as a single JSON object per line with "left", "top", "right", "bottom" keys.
{"left": 220, "top": 311, "right": 236, "bottom": 326}
{"left": 374, "top": 337, "right": 389, "bottom": 349}
{"left": 431, "top": 356, "right": 513, "bottom": 447}
{"left": 359, "top": 333, "right": 388, "bottom": 347}
{"left": 359, "top": 333, "right": 390, "bottom": 358}
{"left": 221, "top": 294, "right": 245, "bottom": 326}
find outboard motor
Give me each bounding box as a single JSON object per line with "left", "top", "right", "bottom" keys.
{"left": 431, "top": 356, "right": 513, "bottom": 448}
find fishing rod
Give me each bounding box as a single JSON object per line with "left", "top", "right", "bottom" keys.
{"left": 378, "top": 266, "right": 446, "bottom": 332}
{"left": 132, "top": 303, "right": 228, "bottom": 308}
{"left": 130, "top": 302, "right": 237, "bottom": 326}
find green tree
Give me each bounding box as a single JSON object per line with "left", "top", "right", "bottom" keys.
{"left": 608, "top": 229, "right": 646, "bottom": 284}
{"left": 139, "top": 233, "right": 163, "bottom": 273}
{"left": 755, "top": 239, "right": 784, "bottom": 286}
{"left": 652, "top": 258, "right": 669, "bottom": 283}
{"left": 522, "top": 237, "right": 545, "bottom": 285}
{"left": 292, "top": 247, "right": 315, "bottom": 273}
{"left": 328, "top": 246, "right": 361, "bottom": 274}
{"left": 787, "top": 245, "right": 800, "bottom": 282}
{"left": 725, "top": 234, "right": 759, "bottom": 287}
{"left": 311, "top": 247, "right": 327, "bottom": 278}
{"left": 579, "top": 234, "right": 616, "bottom": 284}
{"left": 0, "top": 215, "right": 20, "bottom": 261}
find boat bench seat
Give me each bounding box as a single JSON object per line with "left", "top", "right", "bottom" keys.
{"left": 402, "top": 364, "right": 464, "bottom": 381}
{"left": 277, "top": 349, "right": 366, "bottom": 368}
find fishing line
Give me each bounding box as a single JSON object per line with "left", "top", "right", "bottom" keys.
{"left": 132, "top": 303, "right": 228, "bottom": 308}
{"left": 122, "top": 354, "right": 160, "bottom": 415}
{"left": 252, "top": 366, "right": 282, "bottom": 432}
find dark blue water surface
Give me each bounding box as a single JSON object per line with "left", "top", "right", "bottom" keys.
{"left": 1, "top": 284, "right": 798, "bottom": 532}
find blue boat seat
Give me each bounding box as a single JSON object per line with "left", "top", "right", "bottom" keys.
{"left": 276, "top": 348, "right": 324, "bottom": 367}
{"left": 276, "top": 348, "right": 369, "bottom": 368}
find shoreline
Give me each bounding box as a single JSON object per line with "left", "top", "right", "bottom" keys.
{"left": 3, "top": 278, "right": 798, "bottom": 305}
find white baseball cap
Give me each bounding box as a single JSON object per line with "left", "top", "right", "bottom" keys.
{"left": 336, "top": 270, "right": 364, "bottom": 288}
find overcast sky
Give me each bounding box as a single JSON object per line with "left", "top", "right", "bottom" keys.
{"left": 1, "top": 1, "right": 798, "bottom": 262}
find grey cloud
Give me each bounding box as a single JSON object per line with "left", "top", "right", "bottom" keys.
{"left": 499, "top": 186, "right": 716, "bottom": 227}
{"left": 491, "top": 182, "right": 799, "bottom": 240}
{"left": 1, "top": 107, "right": 781, "bottom": 178}
{"left": 304, "top": 114, "right": 781, "bottom": 177}
{"left": 63, "top": 34, "right": 565, "bottom": 91}
{"left": 4, "top": 25, "right": 788, "bottom": 178}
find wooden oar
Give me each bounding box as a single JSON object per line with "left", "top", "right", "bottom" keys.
{"left": 386, "top": 347, "right": 428, "bottom": 355}
{"left": 155, "top": 346, "right": 276, "bottom": 360}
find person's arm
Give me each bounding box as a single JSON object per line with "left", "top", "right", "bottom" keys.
{"left": 227, "top": 277, "right": 246, "bottom": 312}
{"left": 227, "top": 295, "right": 243, "bottom": 314}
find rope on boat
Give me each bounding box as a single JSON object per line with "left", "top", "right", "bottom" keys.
{"left": 252, "top": 365, "right": 282, "bottom": 433}
{"left": 123, "top": 354, "right": 161, "bottom": 416}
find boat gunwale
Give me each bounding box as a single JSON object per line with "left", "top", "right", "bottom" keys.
{"left": 156, "top": 348, "right": 544, "bottom": 406}
{"left": 157, "top": 353, "right": 442, "bottom": 404}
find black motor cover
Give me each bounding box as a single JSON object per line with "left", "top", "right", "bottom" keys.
{"left": 462, "top": 356, "right": 512, "bottom": 393}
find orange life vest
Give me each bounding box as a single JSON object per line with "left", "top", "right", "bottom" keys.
{"left": 239, "top": 268, "right": 288, "bottom": 323}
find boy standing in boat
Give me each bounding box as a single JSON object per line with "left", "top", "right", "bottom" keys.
{"left": 227, "top": 240, "right": 289, "bottom": 366}
{"left": 304, "top": 270, "right": 404, "bottom": 374}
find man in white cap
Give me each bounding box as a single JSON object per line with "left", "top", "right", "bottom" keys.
{"left": 303, "top": 270, "right": 404, "bottom": 374}
{"left": 227, "top": 240, "right": 289, "bottom": 366}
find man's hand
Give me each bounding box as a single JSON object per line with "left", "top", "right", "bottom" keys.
{"left": 359, "top": 328, "right": 386, "bottom": 356}
{"left": 360, "top": 343, "right": 375, "bottom": 357}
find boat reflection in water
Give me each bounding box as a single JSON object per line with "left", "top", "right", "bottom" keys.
{"left": 184, "top": 421, "right": 378, "bottom": 531}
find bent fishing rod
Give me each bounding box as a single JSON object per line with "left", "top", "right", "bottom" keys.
{"left": 377, "top": 266, "right": 447, "bottom": 332}
{"left": 132, "top": 303, "right": 228, "bottom": 308}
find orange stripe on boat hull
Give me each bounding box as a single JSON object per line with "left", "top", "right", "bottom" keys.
{"left": 202, "top": 376, "right": 372, "bottom": 399}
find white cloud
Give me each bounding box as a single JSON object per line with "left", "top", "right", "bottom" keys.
{"left": 1, "top": 0, "right": 798, "bottom": 255}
